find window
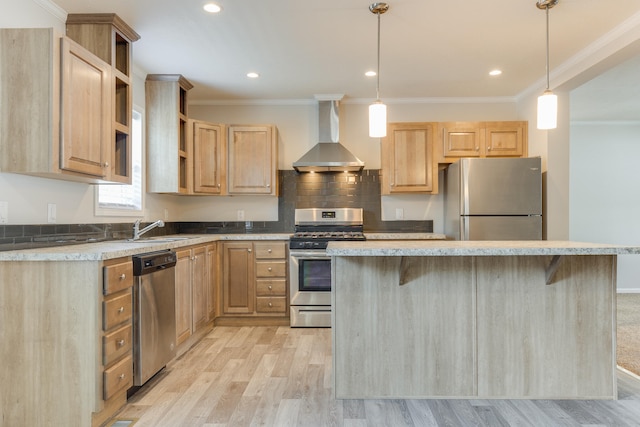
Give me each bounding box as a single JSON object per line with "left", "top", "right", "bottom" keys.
{"left": 95, "top": 108, "right": 143, "bottom": 215}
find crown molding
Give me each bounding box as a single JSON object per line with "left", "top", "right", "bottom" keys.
{"left": 33, "top": 0, "right": 67, "bottom": 23}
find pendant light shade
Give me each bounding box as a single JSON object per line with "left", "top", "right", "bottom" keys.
{"left": 537, "top": 90, "right": 557, "bottom": 129}
{"left": 369, "top": 101, "right": 387, "bottom": 137}
{"left": 536, "top": 0, "right": 559, "bottom": 130}
{"left": 369, "top": 3, "right": 389, "bottom": 138}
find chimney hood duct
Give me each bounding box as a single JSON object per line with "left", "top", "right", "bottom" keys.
{"left": 293, "top": 99, "right": 365, "bottom": 172}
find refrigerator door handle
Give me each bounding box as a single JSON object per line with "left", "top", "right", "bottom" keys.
{"left": 461, "top": 217, "right": 470, "bottom": 240}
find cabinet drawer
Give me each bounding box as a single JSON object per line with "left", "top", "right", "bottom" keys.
{"left": 256, "top": 279, "right": 286, "bottom": 296}
{"left": 255, "top": 261, "right": 286, "bottom": 278}
{"left": 103, "top": 323, "right": 132, "bottom": 366}
{"left": 256, "top": 296, "right": 287, "bottom": 313}
{"left": 254, "top": 242, "right": 286, "bottom": 259}
{"left": 103, "top": 354, "right": 133, "bottom": 400}
{"left": 103, "top": 261, "right": 133, "bottom": 295}
{"left": 103, "top": 290, "right": 133, "bottom": 330}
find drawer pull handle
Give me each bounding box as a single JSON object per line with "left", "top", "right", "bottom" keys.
{"left": 118, "top": 306, "right": 125, "bottom": 314}
{"left": 119, "top": 273, "right": 126, "bottom": 280}
{"left": 117, "top": 339, "right": 125, "bottom": 347}
{"left": 119, "top": 374, "right": 126, "bottom": 380}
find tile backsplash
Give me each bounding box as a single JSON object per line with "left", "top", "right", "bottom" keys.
{"left": 1, "top": 170, "right": 432, "bottom": 249}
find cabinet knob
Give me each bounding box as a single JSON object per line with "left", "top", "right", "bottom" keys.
{"left": 266, "top": 184, "right": 270, "bottom": 188}
{"left": 475, "top": 147, "right": 479, "bottom": 151}
{"left": 248, "top": 248, "right": 252, "bottom": 253}
{"left": 268, "top": 285, "right": 273, "bottom": 290}
{"left": 268, "top": 249, "right": 272, "bottom": 253}
{"left": 487, "top": 147, "right": 491, "bottom": 151}
{"left": 117, "top": 306, "right": 124, "bottom": 313}
{"left": 390, "top": 183, "right": 394, "bottom": 186}
{"left": 103, "top": 162, "right": 110, "bottom": 168}
{"left": 217, "top": 184, "right": 221, "bottom": 188}
{"left": 119, "top": 273, "right": 126, "bottom": 280}
{"left": 117, "top": 339, "right": 125, "bottom": 347}
{"left": 268, "top": 267, "right": 272, "bottom": 272}
{"left": 119, "top": 374, "right": 126, "bottom": 380}
{"left": 268, "top": 302, "right": 273, "bottom": 307}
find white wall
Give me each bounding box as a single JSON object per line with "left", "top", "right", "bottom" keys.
{"left": 570, "top": 123, "right": 640, "bottom": 291}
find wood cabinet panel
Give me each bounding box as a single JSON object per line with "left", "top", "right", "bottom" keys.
{"left": 333, "top": 256, "right": 475, "bottom": 398}
{"left": 436, "top": 121, "right": 528, "bottom": 163}
{"left": 103, "top": 323, "right": 132, "bottom": 366}
{"left": 103, "top": 355, "right": 133, "bottom": 400}
{"left": 222, "top": 242, "right": 255, "bottom": 314}
{"left": 381, "top": 122, "right": 436, "bottom": 194}
{"left": 227, "top": 125, "right": 278, "bottom": 195}
{"left": 103, "top": 260, "right": 132, "bottom": 295}
{"left": 193, "top": 120, "right": 226, "bottom": 194}
{"left": 175, "top": 248, "right": 192, "bottom": 346}
{"left": 476, "top": 255, "right": 616, "bottom": 398}
{"left": 191, "top": 246, "right": 208, "bottom": 330}
{"left": 0, "top": 28, "right": 120, "bottom": 183}
{"left": 103, "top": 290, "right": 132, "bottom": 330}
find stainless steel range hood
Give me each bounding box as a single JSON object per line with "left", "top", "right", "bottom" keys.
{"left": 293, "top": 99, "right": 364, "bottom": 172}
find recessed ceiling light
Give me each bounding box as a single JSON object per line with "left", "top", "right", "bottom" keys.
{"left": 489, "top": 69, "right": 502, "bottom": 76}
{"left": 203, "top": 3, "right": 222, "bottom": 13}
{"left": 365, "top": 71, "right": 376, "bottom": 77}
{"left": 247, "top": 72, "right": 259, "bottom": 78}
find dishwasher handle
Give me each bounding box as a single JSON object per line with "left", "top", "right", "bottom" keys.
{"left": 132, "top": 250, "right": 177, "bottom": 276}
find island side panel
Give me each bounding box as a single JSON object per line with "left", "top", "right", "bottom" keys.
{"left": 0, "top": 261, "right": 101, "bottom": 426}
{"left": 332, "top": 256, "right": 476, "bottom": 398}
{"left": 476, "top": 255, "right": 616, "bottom": 399}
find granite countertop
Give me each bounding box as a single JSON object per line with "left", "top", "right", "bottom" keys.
{"left": 326, "top": 240, "right": 640, "bottom": 256}
{"left": 364, "top": 232, "right": 447, "bottom": 240}
{"left": 0, "top": 234, "right": 292, "bottom": 261}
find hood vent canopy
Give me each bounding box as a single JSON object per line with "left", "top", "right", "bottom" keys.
{"left": 293, "top": 98, "right": 365, "bottom": 172}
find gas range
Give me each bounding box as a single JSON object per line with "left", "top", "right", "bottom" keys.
{"left": 289, "top": 208, "right": 365, "bottom": 250}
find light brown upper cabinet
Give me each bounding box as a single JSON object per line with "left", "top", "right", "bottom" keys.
{"left": 436, "top": 121, "right": 528, "bottom": 164}
{"left": 192, "top": 120, "right": 226, "bottom": 195}
{"left": 381, "top": 122, "right": 437, "bottom": 194}
{"left": 227, "top": 125, "right": 278, "bottom": 195}
{"left": 66, "top": 13, "right": 140, "bottom": 184}
{"left": 0, "top": 28, "right": 115, "bottom": 183}
{"left": 146, "top": 74, "right": 194, "bottom": 194}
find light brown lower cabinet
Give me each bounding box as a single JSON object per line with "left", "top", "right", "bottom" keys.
{"left": 220, "top": 240, "right": 288, "bottom": 321}
{"left": 175, "top": 245, "right": 210, "bottom": 349}
{"left": 0, "top": 256, "right": 137, "bottom": 427}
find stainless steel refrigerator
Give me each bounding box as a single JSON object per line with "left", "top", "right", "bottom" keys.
{"left": 444, "top": 157, "right": 542, "bottom": 240}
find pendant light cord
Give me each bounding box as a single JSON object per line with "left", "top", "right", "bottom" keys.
{"left": 545, "top": 5, "right": 550, "bottom": 91}
{"left": 376, "top": 10, "right": 381, "bottom": 101}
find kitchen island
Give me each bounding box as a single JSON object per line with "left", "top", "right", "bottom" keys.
{"left": 327, "top": 240, "right": 640, "bottom": 400}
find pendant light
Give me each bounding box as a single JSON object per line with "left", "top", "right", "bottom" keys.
{"left": 369, "top": 2, "right": 389, "bottom": 138}
{"left": 536, "top": 0, "right": 559, "bottom": 130}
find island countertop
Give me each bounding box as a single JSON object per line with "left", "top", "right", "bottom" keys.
{"left": 326, "top": 240, "right": 640, "bottom": 256}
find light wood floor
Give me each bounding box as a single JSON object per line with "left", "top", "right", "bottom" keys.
{"left": 116, "top": 326, "right": 640, "bottom": 426}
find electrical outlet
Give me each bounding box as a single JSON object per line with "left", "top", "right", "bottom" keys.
{"left": 395, "top": 208, "right": 404, "bottom": 220}
{"left": 47, "top": 203, "right": 57, "bottom": 223}
{"left": 0, "top": 201, "right": 7, "bottom": 224}
{"left": 237, "top": 210, "right": 245, "bottom": 221}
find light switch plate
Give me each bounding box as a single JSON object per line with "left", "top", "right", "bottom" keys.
{"left": 0, "top": 201, "right": 7, "bottom": 224}
{"left": 395, "top": 208, "right": 404, "bottom": 220}
{"left": 237, "top": 210, "right": 245, "bottom": 220}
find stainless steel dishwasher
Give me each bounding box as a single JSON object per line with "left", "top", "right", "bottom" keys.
{"left": 132, "top": 250, "right": 177, "bottom": 386}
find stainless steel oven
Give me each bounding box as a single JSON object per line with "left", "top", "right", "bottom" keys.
{"left": 289, "top": 208, "right": 365, "bottom": 327}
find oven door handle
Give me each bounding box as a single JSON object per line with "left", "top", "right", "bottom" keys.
{"left": 289, "top": 251, "right": 330, "bottom": 259}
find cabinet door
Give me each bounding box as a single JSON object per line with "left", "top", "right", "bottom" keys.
{"left": 60, "top": 37, "right": 110, "bottom": 177}
{"left": 193, "top": 121, "right": 226, "bottom": 194}
{"left": 191, "top": 246, "right": 208, "bottom": 331}
{"left": 227, "top": 125, "right": 277, "bottom": 195}
{"left": 381, "top": 123, "right": 435, "bottom": 194}
{"left": 484, "top": 122, "right": 526, "bottom": 157}
{"left": 206, "top": 244, "right": 217, "bottom": 321}
{"left": 222, "top": 242, "right": 255, "bottom": 314}
{"left": 175, "top": 249, "right": 192, "bottom": 346}
{"left": 440, "top": 122, "right": 482, "bottom": 158}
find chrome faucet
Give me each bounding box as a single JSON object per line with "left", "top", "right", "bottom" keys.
{"left": 132, "top": 219, "right": 165, "bottom": 240}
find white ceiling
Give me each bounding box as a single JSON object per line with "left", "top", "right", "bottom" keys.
{"left": 51, "top": 0, "right": 640, "bottom": 119}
